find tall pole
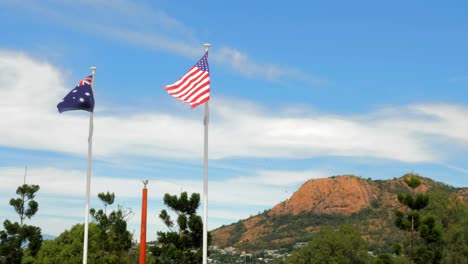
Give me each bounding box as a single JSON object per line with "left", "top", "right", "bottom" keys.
{"left": 202, "top": 43, "right": 211, "bottom": 264}
{"left": 139, "top": 180, "right": 149, "bottom": 264}
{"left": 83, "top": 66, "right": 96, "bottom": 264}
{"left": 24, "top": 166, "right": 27, "bottom": 185}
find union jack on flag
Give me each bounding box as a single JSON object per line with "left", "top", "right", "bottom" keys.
{"left": 57, "top": 75, "right": 95, "bottom": 113}
{"left": 164, "top": 52, "right": 210, "bottom": 108}
{"left": 77, "top": 76, "right": 92, "bottom": 86}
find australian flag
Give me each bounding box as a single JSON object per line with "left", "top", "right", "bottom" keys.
{"left": 57, "top": 75, "right": 95, "bottom": 113}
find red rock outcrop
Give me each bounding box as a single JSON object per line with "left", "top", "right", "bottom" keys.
{"left": 270, "top": 175, "right": 378, "bottom": 216}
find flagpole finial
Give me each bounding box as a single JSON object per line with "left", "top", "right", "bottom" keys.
{"left": 90, "top": 67, "right": 96, "bottom": 74}
{"left": 203, "top": 43, "right": 211, "bottom": 51}
{"left": 142, "top": 180, "right": 149, "bottom": 188}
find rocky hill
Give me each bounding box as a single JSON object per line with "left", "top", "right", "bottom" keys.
{"left": 211, "top": 175, "right": 466, "bottom": 253}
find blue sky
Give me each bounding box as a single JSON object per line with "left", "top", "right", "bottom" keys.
{"left": 0, "top": 0, "right": 467, "bottom": 241}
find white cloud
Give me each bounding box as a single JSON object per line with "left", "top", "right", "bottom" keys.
{"left": 1, "top": 0, "right": 321, "bottom": 83}
{"left": 228, "top": 170, "right": 328, "bottom": 186}
{"left": 409, "top": 104, "right": 468, "bottom": 143}
{"left": 0, "top": 165, "right": 318, "bottom": 238}
{"left": 207, "top": 101, "right": 451, "bottom": 162}
{"left": 213, "top": 47, "right": 324, "bottom": 84}
{"left": 0, "top": 166, "right": 305, "bottom": 208}
{"left": 0, "top": 50, "right": 467, "bottom": 163}
{"left": 441, "top": 163, "right": 468, "bottom": 174}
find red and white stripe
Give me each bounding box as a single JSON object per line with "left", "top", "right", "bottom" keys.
{"left": 165, "top": 66, "right": 210, "bottom": 108}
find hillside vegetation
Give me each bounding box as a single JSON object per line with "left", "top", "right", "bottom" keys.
{"left": 211, "top": 175, "right": 467, "bottom": 255}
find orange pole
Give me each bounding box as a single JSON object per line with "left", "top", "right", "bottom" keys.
{"left": 139, "top": 186, "right": 148, "bottom": 264}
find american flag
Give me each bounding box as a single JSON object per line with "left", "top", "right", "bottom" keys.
{"left": 165, "top": 52, "right": 210, "bottom": 108}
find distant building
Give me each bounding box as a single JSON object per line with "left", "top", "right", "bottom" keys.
{"left": 293, "top": 242, "right": 308, "bottom": 249}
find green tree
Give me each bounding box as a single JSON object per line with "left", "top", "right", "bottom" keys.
{"left": 0, "top": 184, "right": 42, "bottom": 264}
{"left": 416, "top": 216, "right": 443, "bottom": 263}
{"left": 440, "top": 197, "right": 468, "bottom": 264}
{"left": 375, "top": 253, "right": 393, "bottom": 264}
{"left": 150, "top": 192, "right": 208, "bottom": 263}
{"left": 394, "top": 173, "right": 443, "bottom": 264}
{"left": 36, "top": 192, "right": 134, "bottom": 264}
{"left": 36, "top": 223, "right": 133, "bottom": 264}
{"left": 89, "top": 192, "right": 133, "bottom": 256}
{"left": 286, "top": 225, "right": 370, "bottom": 264}
{"left": 97, "top": 191, "right": 115, "bottom": 214}
{"left": 9, "top": 184, "right": 40, "bottom": 226}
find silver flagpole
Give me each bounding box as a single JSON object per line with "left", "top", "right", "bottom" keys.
{"left": 83, "top": 66, "right": 96, "bottom": 264}
{"left": 202, "top": 43, "right": 211, "bottom": 264}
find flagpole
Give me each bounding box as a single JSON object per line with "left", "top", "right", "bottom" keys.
{"left": 83, "top": 66, "right": 96, "bottom": 264}
{"left": 139, "top": 180, "right": 149, "bottom": 264}
{"left": 202, "top": 43, "right": 211, "bottom": 264}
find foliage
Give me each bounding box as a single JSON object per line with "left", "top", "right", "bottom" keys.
{"left": 374, "top": 253, "right": 393, "bottom": 264}
{"left": 35, "top": 192, "right": 134, "bottom": 263}
{"left": 90, "top": 192, "right": 133, "bottom": 255}
{"left": 0, "top": 184, "right": 42, "bottom": 264}
{"left": 403, "top": 174, "right": 422, "bottom": 189}
{"left": 35, "top": 223, "right": 136, "bottom": 264}
{"left": 0, "top": 220, "right": 23, "bottom": 264}
{"left": 440, "top": 198, "right": 468, "bottom": 264}
{"left": 9, "top": 184, "right": 40, "bottom": 226}
{"left": 227, "top": 221, "right": 245, "bottom": 246}
{"left": 223, "top": 206, "right": 400, "bottom": 253}
{"left": 394, "top": 173, "right": 443, "bottom": 264}
{"left": 286, "top": 225, "right": 370, "bottom": 264}
{"left": 150, "top": 192, "right": 208, "bottom": 263}
{"left": 209, "top": 175, "right": 467, "bottom": 263}
{"left": 373, "top": 254, "right": 412, "bottom": 264}
{"left": 97, "top": 191, "right": 115, "bottom": 214}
